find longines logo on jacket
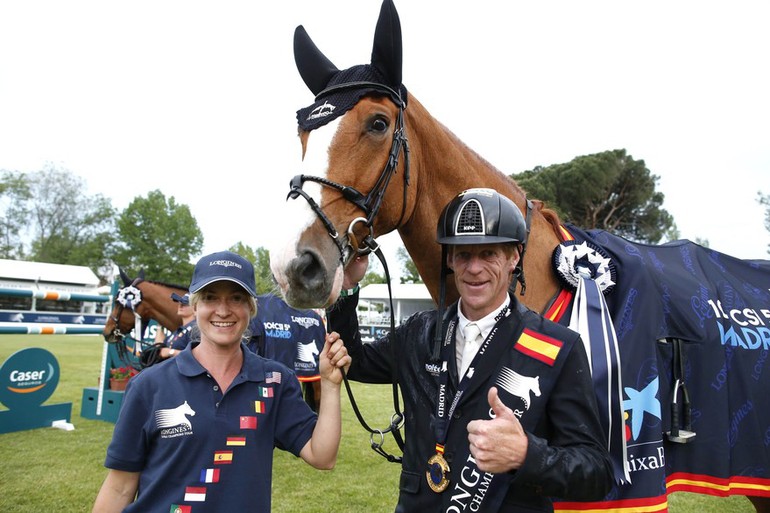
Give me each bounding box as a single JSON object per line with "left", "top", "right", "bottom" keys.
{"left": 495, "top": 367, "right": 541, "bottom": 416}
{"left": 156, "top": 401, "right": 196, "bottom": 439}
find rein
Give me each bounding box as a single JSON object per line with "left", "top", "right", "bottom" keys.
{"left": 341, "top": 244, "right": 405, "bottom": 462}
{"left": 288, "top": 81, "right": 410, "bottom": 462}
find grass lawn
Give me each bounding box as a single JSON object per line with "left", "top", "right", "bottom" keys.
{"left": 0, "top": 335, "right": 756, "bottom": 512}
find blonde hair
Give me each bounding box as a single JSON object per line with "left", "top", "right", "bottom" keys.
{"left": 189, "top": 289, "right": 258, "bottom": 318}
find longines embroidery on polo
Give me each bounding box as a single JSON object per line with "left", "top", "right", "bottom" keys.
{"left": 155, "top": 401, "right": 196, "bottom": 438}
{"left": 297, "top": 341, "right": 320, "bottom": 367}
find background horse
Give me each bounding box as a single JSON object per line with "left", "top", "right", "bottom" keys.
{"left": 270, "top": 1, "right": 770, "bottom": 511}
{"left": 102, "top": 268, "right": 187, "bottom": 344}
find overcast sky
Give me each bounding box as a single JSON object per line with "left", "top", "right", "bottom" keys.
{"left": 1, "top": 0, "right": 768, "bottom": 277}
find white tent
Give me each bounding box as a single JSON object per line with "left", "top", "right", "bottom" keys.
{"left": 358, "top": 282, "right": 435, "bottom": 326}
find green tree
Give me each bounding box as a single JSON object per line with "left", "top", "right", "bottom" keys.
{"left": 397, "top": 246, "right": 423, "bottom": 284}
{"left": 1, "top": 165, "right": 118, "bottom": 278}
{"left": 114, "top": 190, "right": 203, "bottom": 284}
{"left": 759, "top": 191, "right": 770, "bottom": 255}
{"left": 229, "top": 242, "right": 276, "bottom": 294}
{"left": 0, "top": 170, "right": 31, "bottom": 259}
{"left": 511, "top": 149, "right": 675, "bottom": 244}
{"left": 361, "top": 255, "right": 386, "bottom": 287}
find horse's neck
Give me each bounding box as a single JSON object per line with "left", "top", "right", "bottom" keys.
{"left": 139, "top": 283, "right": 184, "bottom": 331}
{"left": 397, "top": 96, "right": 562, "bottom": 314}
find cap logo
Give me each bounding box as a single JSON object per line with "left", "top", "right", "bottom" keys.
{"left": 307, "top": 101, "right": 336, "bottom": 121}
{"left": 209, "top": 259, "right": 242, "bottom": 270}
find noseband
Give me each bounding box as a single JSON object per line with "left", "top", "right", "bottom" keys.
{"left": 287, "top": 81, "right": 411, "bottom": 265}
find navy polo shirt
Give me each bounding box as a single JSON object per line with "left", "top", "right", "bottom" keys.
{"left": 104, "top": 342, "right": 317, "bottom": 513}
{"left": 248, "top": 294, "right": 326, "bottom": 382}
{"left": 167, "top": 320, "right": 196, "bottom": 350}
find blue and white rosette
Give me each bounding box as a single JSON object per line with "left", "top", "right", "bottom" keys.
{"left": 553, "top": 241, "right": 629, "bottom": 484}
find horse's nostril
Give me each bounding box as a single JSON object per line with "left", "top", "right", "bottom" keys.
{"left": 297, "top": 251, "right": 321, "bottom": 280}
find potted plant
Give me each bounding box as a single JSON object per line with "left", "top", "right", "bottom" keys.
{"left": 109, "top": 366, "right": 138, "bottom": 391}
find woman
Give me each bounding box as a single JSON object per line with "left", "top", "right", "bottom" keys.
{"left": 93, "top": 251, "right": 350, "bottom": 512}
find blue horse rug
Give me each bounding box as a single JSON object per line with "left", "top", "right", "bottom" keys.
{"left": 550, "top": 224, "right": 770, "bottom": 512}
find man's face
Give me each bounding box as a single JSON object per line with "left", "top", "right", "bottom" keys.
{"left": 178, "top": 303, "right": 194, "bottom": 320}
{"left": 447, "top": 243, "right": 518, "bottom": 321}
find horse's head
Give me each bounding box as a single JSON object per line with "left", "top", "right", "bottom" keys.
{"left": 103, "top": 268, "right": 145, "bottom": 343}
{"left": 270, "top": 0, "right": 414, "bottom": 309}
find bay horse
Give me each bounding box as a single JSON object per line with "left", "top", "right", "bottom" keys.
{"left": 269, "top": 1, "right": 770, "bottom": 511}
{"left": 102, "top": 268, "right": 187, "bottom": 344}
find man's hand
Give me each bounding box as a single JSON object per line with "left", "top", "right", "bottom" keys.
{"left": 343, "top": 255, "right": 369, "bottom": 289}
{"left": 467, "top": 387, "right": 528, "bottom": 473}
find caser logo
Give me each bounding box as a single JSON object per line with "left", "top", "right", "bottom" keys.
{"left": 8, "top": 364, "right": 54, "bottom": 393}
{"left": 0, "top": 347, "right": 61, "bottom": 410}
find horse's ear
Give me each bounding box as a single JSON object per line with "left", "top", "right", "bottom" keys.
{"left": 371, "top": 0, "right": 403, "bottom": 90}
{"left": 119, "top": 267, "right": 131, "bottom": 286}
{"left": 294, "top": 25, "right": 340, "bottom": 96}
{"left": 138, "top": 269, "right": 145, "bottom": 280}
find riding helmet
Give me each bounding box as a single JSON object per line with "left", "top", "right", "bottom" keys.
{"left": 436, "top": 188, "right": 527, "bottom": 246}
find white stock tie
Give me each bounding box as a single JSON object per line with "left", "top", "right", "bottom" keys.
{"left": 460, "top": 322, "right": 482, "bottom": 378}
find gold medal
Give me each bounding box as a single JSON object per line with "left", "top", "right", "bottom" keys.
{"left": 426, "top": 452, "right": 450, "bottom": 492}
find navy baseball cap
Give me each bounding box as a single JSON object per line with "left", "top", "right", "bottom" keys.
{"left": 170, "top": 292, "right": 190, "bottom": 305}
{"left": 189, "top": 251, "right": 257, "bottom": 298}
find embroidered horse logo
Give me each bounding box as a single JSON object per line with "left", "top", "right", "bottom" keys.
{"left": 496, "top": 368, "right": 541, "bottom": 410}
{"left": 297, "top": 340, "right": 319, "bottom": 363}
{"left": 155, "top": 401, "right": 196, "bottom": 430}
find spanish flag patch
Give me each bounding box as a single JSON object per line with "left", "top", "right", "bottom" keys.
{"left": 514, "top": 328, "right": 563, "bottom": 366}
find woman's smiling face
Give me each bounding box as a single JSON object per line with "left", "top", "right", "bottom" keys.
{"left": 194, "top": 281, "right": 253, "bottom": 348}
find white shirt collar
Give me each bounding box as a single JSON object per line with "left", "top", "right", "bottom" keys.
{"left": 457, "top": 295, "right": 511, "bottom": 341}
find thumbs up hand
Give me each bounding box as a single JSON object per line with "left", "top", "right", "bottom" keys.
{"left": 466, "top": 387, "right": 528, "bottom": 473}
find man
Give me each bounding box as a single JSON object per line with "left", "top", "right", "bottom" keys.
{"left": 328, "top": 188, "right": 613, "bottom": 512}
{"left": 163, "top": 292, "right": 196, "bottom": 358}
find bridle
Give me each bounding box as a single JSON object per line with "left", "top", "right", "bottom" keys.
{"left": 107, "top": 277, "right": 149, "bottom": 368}
{"left": 108, "top": 277, "right": 144, "bottom": 341}
{"left": 287, "top": 81, "right": 411, "bottom": 265}
{"left": 287, "top": 81, "right": 411, "bottom": 462}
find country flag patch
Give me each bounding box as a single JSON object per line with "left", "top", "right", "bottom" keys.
{"left": 266, "top": 371, "right": 282, "bottom": 384}
{"left": 255, "top": 401, "right": 265, "bottom": 413}
{"left": 170, "top": 505, "right": 191, "bottom": 513}
{"left": 200, "top": 468, "right": 220, "bottom": 483}
{"left": 214, "top": 451, "right": 233, "bottom": 464}
{"left": 184, "top": 486, "right": 206, "bottom": 501}
{"left": 226, "top": 436, "right": 246, "bottom": 446}
{"left": 260, "top": 386, "right": 274, "bottom": 398}
{"left": 514, "top": 328, "right": 563, "bottom": 366}
{"left": 240, "top": 416, "right": 257, "bottom": 430}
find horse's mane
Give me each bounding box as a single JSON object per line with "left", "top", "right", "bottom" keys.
{"left": 410, "top": 95, "right": 565, "bottom": 242}
{"left": 529, "top": 198, "right": 564, "bottom": 241}
{"left": 143, "top": 279, "right": 189, "bottom": 291}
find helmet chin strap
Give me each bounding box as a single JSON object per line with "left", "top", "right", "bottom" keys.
{"left": 510, "top": 199, "right": 534, "bottom": 296}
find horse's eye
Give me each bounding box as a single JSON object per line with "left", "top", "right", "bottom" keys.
{"left": 369, "top": 116, "right": 389, "bottom": 134}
